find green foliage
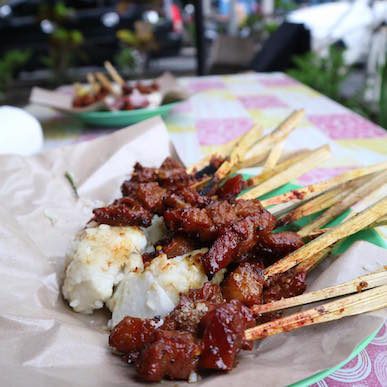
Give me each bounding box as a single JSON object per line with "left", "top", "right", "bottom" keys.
{"left": 288, "top": 46, "right": 387, "bottom": 129}
{"left": 38, "top": 1, "right": 74, "bottom": 22}
{"left": 275, "top": 0, "right": 298, "bottom": 12}
{"left": 114, "top": 47, "right": 138, "bottom": 74}
{"left": 241, "top": 13, "right": 263, "bottom": 30}
{"left": 51, "top": 28, "right": 84, "bottom": 46}
{"left": 117, "top": 29, "right": 139, "bottom": 46}
{"left": 264, "top": 21, "right": 279, "bottom": 35}
{"left": 379, "top": 58, "right": 387, "bottom": 129}
{"left": 38, "top": 1, "right": 83, "bottom": 82}
{"left": 287, "top": 46, "right": 349, "bottom": 101}
{"left": 0, "top": 49, "right": 31, "bottom": 94}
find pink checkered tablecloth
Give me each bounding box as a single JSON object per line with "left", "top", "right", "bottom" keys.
{"left": 29, "top": 72, "right": 387, "bottom": 386}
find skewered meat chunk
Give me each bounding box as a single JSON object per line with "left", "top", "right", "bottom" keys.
{"left": 201, "top": 211, "right": 276, "bottom": 276}
{"left": 163, "top": 283, "right": 224, "bottom": 333}
{"left": 135, "top": 182, "right": 166, "bottom": 213}
{"left": 256, "top": 231, "right": 304, "bottom": 265}
{"left": 136, "top": 330, "right": 201, "bottom": 382}
{"left": 199, "top": 300, "right": 255, "bottom": 371}
{"left": 263, "top": 268, "right": 307, "bottom": 304}
{"left": 126, "top": 162, "right": 157, "bottom": 184}
{"left": 164, "top": 207, "right": 216, "bottom": 240}
{"left": 164, "top": 199, "right": 276, "bottom": 242}
{"left": 217, "top": 174, "right": 247, "bottom": 200}
{"left": 160, "top": 234, "right": 199, "bottom": 258}
{"left": 164, "top": 186, "right": 211, "bottom": 209}
{"left": 92, "top": 200, "right": 153, "bottom": 227}
{"left": 194, "top": 155, "right": 225, "bottom": 179}
{"left": 109, "top": 316, "right": 158, "bottom": 354}
{"left": 222, "top": 262, "right": 265, "bottom": 306}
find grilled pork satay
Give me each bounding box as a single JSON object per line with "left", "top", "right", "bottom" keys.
{"left": 109, "top": 283, "right": 255, "bottom": 381}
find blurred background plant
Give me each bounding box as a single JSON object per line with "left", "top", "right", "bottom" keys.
{"left": 288, "top": 45, "right": 387, "bottom": 128}
{"left": 39, "top": 1, "right": 85, "bottom": 83}
{"left": 379, "top": 59, "right": 387, "bottom": 129}
{"left": 0, "top": 49, "right": 31, "bottom": 100}
{"left": 287, "top": 45, "right": 349, "bottom": 102}
{"left": 115, "top": 23, "right": 157, "bottom": 76}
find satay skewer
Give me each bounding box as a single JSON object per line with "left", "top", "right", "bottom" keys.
{"left": 298, "top": 171, "right": 387, "bottom": 237}
{"left": 188, "top": 110, "right": 303, "bottom": 176}
{"left": 86, "top": 72, "right": 102, "bottom": 96}
{"left": 277, "top": 180, "right": 362, "bottom": 226}
{"left": 264, "top": 197, "right": 387, "bottom": 278}
{"left": 252, "top": 268, "right": 387, "bottom": 315}
{"left": 245, "top": 284, "right": 387, "bottom": 341}
{"left": 244, "top": 109, "right": 305, "bottom": 161}
{"left": 104, "top": 61, "right": 125, "bottom": 87}
{"left": 214, "top": 123, "right": 264, "bottom": 180}
{"left": 262, "top": 138, "right": 286, "bottom": 172}
{"left": 95, "top": 72, "right": 118, "bottom": 95}
{"left": 298, "top": 213, "right": 387, "bottom": 240}
{"left": 261, "top": 161, "right": 387, "bottom": 207}
{"left": 239, "top": 145, "right": 331, "bottom": 200}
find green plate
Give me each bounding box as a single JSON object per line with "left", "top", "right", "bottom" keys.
{"left": 74, "top": 102, "right": 179, "bottom": 127}
{"left": 250, "top": 180, "right": 387, "bottom": 386}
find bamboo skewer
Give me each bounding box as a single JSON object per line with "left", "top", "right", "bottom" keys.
{"left": 264, "top": 197, "right": 387, "bottom": 278}
{"left": 187, "top": 110, "right": 304, "bottom": 173}
{"left": 95, "top": 72, "right": 117, "bottom": 95}
{"left": 245, "top": 284, "right": 387, "bottom": 341}
{"left": 214, "top": 124, "right": 264, "bottom": 180}
{"left": 263, "top": 139, "right": 286, "bottom": 171}
{"left": 239, "top": 145, "right": 331, "bottom": 200}
{"left": 245, "top": 109, "right": 305, "bottom": 160}
{"left": 244, "top": 150, "right": 312, "bottom": 185}
{"left": 86, "top": 73, "right": 100, "bottom": 95}
{"left": 346, "top": 184, "right": 387, "bottom": 221}
{"left": 252, "top": 268, "right": 387, "bottom": 315}
{"left": 262, "top": 161, "right": 387, "bottom": 207}
{"left": 303, "top": 215, "right": 387, "bottom": 239}
{"left": 298, "top": 171, "right": 387, "bottom": 237}
{"left": 278, "top": 182, "right": 359, "bottom": 226}
{"left": 295, "top": 247, "right": 332, "bottom": 273}
{"left": 186, "top": 139, "right": 239, "bottom": 174}
{"left": 104, "top": 61, "right": 125, "bottom": 86}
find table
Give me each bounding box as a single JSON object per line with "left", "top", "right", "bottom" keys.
{"left": 28, "top": 72, "right": 387, "bottom": 386}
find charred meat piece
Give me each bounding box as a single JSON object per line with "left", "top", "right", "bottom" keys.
{"left": 135, "top": 182, "right": 166, "bottom": 213}
{"left": 263, "top": 268, "right": 307, "bottom": 304}
{"left": 164, "top": 207, "right": 217, "bottom": 241}
{"left": 194, "top": 155, "right": 225, "bottom": 179}
{"left": 157, "top": 157, "right": 192, "bottom": 188}
{"left": 199, "top": 300, "right": 255, "bottom": 371}
{"left": 201, "top": 210, "right": 275, "bottom": 276}
{"left": 109, "top": 316, "right": 158, "bottom": 354}
{"left": 163, "top": 283, "right": 224, "bottom": 333}
{"left": 164, "top": 187, "right": 211, "bottom": 209}
{"left": 256, "top": 231, "right": 304, "bottom": 265}
{"left": 164, "top": 199, "right": 275, "bottom": 243}
{"left": 122, "top": 157, "right": 194, "bottom": 196}
{"left": 222, "top": 262, "right": 264, "bottom": 306}
{"left": 217, "top": 174, "right": 247, "bottom": 201}
{"left": 136, "top": 330, "right": 201, "bottom": 382}
{"left": 160, "top": 234, "right": 199, "bottom": 258}
{"left": 129, "top": 162, "right": 158, "bottom": 184}
{"left": 92, "top": 201, "right": 152, "bottom": 227}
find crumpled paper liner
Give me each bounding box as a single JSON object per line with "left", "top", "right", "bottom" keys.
{"left": 0, "top": 117, "right": 385, "bottom": 387}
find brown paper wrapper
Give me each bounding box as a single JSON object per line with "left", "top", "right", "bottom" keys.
{"left": 0, "top": 117, "right": 385, "bottom": 387}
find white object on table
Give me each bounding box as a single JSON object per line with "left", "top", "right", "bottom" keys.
{"left": 0, "top": 105, "right": 43, "bottom": 156}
